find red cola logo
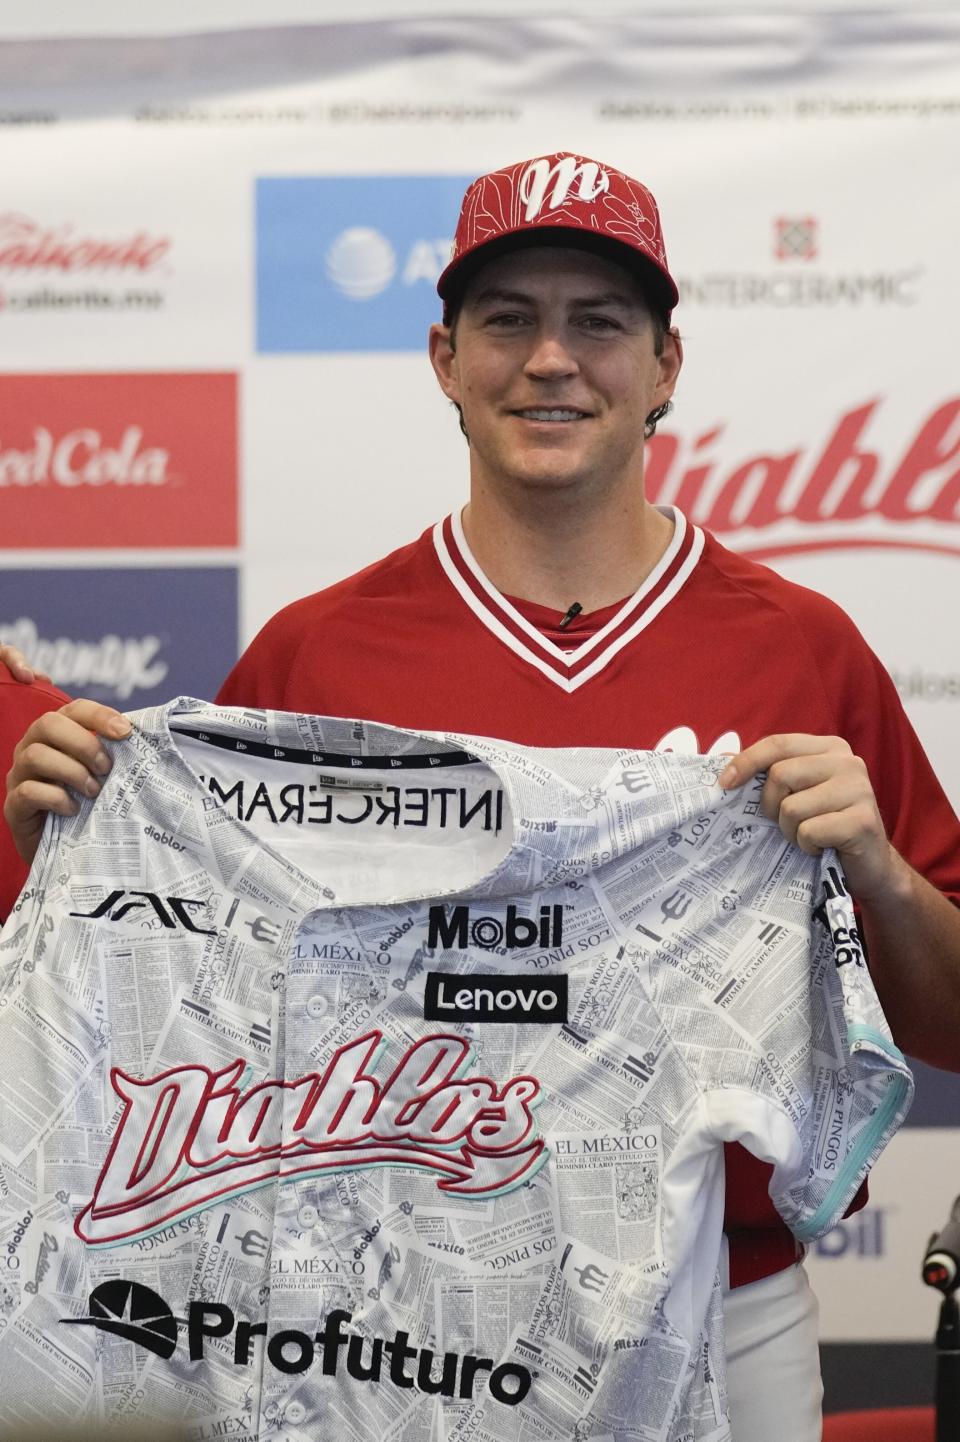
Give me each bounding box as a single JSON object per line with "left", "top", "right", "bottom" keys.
{"left": 0, "top": 212, "right": 171, "bottom": 272}
{"left": 76, "top": 1031, "right": 545, "bottom": 1245}
{"left": 0, "top": 426, "right": 169, "bottom": 486}
{"left": 646, "top": 397, "right": 960, "bottom": 557}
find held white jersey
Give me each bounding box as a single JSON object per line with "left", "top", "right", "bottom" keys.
{"left": 0, "top": 700, "right": 911, "bottom": 1442}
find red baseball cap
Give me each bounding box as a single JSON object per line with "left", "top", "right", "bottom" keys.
{"left": 437, "top": 151, "right": 679, "bottom": 322}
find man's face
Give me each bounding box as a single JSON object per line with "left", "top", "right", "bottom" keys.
{"left": 429, "top": 245, "right": 681, "bottom": 499}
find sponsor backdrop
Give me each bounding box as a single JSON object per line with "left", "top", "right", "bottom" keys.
{"left": 0, "top": 4, "right": 958, "bottom": 1411}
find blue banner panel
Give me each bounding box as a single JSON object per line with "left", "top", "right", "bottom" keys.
{"left": 256, "top": 175, "right": 471, "bottom": 352}
{"left": 0, "top": 567, "right": 239, "bottom": 709}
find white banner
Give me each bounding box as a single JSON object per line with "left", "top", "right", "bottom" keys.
{"left": 0, "top": 8, "right": 957, "bottom": 1371}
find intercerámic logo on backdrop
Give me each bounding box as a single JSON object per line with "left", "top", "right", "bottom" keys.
{"left": 255, "top": 175, "right": 470, "bottom": 352}
{"left": 0, "top": 373, "right": 238, "bottom": 549}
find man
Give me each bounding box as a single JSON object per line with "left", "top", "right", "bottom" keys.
{"left": 4, "top": 152, "right": 960, "bottom": 1440}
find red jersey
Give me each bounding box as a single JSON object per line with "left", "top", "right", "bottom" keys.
{"left": 218, "top": 508, "right": 960, "bottom": 1284}
{"left": 0, "top": 662, "right": 70, "bottom": 923}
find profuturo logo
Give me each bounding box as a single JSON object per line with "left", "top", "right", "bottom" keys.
{"left": 61, "top": 1279, "right": 178, "bottom": 1358}
{"left": 61, "top": 1288, "right": 533, "bottom": 1405}
{"left": 325, "top": 227, "right": 397, "bottom": 299}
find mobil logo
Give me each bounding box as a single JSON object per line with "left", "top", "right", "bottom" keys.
{"left": 813, "top": 1207, "right": 891, "bottom": 1260}
{"left": 427, "top": 904, "right": 564, "bottom": 951}
{"left": 0, "top": 372, "right": 237, "bottom": 548}
{"left": 256, "top": 174, "right": 470, "bottom": 352}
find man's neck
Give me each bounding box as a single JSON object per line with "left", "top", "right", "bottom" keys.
{"left": 460, "top": 485, "right": 675, "bottom": 614}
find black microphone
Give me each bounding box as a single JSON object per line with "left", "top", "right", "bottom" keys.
{"left": 558, "top": 602, "right": 583, "bottom": 631}
{"left": 923, "top": 1195, "right": 960, "bottom": 1292}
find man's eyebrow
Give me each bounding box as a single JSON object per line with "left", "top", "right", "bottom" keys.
{"left": 468, "top": 286, "right": 643, "bottom": 310}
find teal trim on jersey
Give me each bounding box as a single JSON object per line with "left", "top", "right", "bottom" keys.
{"left": 848, "top": 1023, "right": 907, "bottom": 1067}
{"left": 791, "top": 1067, "right": 911, "bottom": 1243}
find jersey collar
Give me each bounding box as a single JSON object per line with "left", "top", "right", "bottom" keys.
{"left": 433, "top": 506, "right": 704, "bottom": 694}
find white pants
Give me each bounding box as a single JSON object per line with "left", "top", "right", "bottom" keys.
{"left": 722, "top": 1263, "right": 823, "bottom": 1442}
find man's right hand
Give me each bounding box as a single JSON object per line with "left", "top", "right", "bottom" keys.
{"left": 4, "top": 701, "right": 132, "bottom": 865}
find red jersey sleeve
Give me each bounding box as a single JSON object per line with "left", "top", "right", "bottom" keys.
{"left": 0, "top": 664, "right": 72, "bottom": 923}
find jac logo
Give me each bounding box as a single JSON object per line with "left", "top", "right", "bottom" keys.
{"left": 70, "top": 889, "right": 215, "bottom": 935}
{"left": 60, "top": 1284, "right": 531, "bottom": 1405}
{"left": 427, "top": 904, "right": 563, "bottom": 951}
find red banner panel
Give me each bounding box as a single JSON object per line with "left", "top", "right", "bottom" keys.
{"left": 0, "top": 372, "right": 238, "bottom": 548}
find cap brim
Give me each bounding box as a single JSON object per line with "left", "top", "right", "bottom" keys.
{"left": 438, "top": 226, "right": 678, "bottom": 320}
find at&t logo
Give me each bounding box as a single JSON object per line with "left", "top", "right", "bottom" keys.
{"left": 324, "top": 227, "right": 451, "bottom": 301}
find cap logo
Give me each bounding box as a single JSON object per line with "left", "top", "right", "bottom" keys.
{"left": 518, "top": 157, "right": 610, "bottom": 222}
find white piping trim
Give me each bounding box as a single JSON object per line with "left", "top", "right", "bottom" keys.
{"left": 449, "top": 506, "right": 690, "bottom": 665}
{"left": 433, "top": 508, "right": 706, "bottom": 693}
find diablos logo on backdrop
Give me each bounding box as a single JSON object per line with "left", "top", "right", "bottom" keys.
{"left": 256, "top": 175, "right": 470, "bottom": 351}
{"left": 0, "top": 373, "right": 238, "bottom": 548}
{"left": 644, "top": 394, "right": 960, "bottom": 561}
{"left": 647, "top": 215, "right": 958, "bottom": 563}
{"left": 0, "top": 569, "right": 238, "bottom": 708}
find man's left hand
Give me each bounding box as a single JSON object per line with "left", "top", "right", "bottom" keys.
{"left": 718, "top": 734, "right": 895, "bottom": 903}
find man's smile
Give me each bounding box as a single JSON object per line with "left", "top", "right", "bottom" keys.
{"left": 511, "top": 408, "right": 593, "bottom": 423}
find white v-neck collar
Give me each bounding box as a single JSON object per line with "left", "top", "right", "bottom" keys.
{"left": 433, "top": 506, "right": 705, "bottom": 694}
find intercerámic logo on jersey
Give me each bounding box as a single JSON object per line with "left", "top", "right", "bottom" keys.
{"left": 61, "top": 1289, "right": 533, "bottom": 1405}
{"left": 75, "top": 1031, "right": 545, "bottom": 1245}
{"left": 518, "top": 156, "right": 609, "bottom": 220}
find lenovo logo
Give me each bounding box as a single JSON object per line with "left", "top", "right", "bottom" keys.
{"left": 424, "top": 972, "right": 567, "bottom": 1024}
{"left": 426, "top": 904, "right": 563, "bottom": 951}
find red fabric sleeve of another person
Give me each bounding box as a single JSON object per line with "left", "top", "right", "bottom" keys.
{"left": 0, "top": 663, "right": 71, "bottom": 924}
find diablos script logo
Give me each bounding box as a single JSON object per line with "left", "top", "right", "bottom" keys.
{"left": 75, "top": 1031, "right": 544, "bottom": 1245}
{"left": 427, "top": 904, "right": 563, "bottom": 951}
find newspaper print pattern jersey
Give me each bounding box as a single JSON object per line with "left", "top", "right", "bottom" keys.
{"left": 0, "top": 701, "right": 912, "bottom": 1441}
